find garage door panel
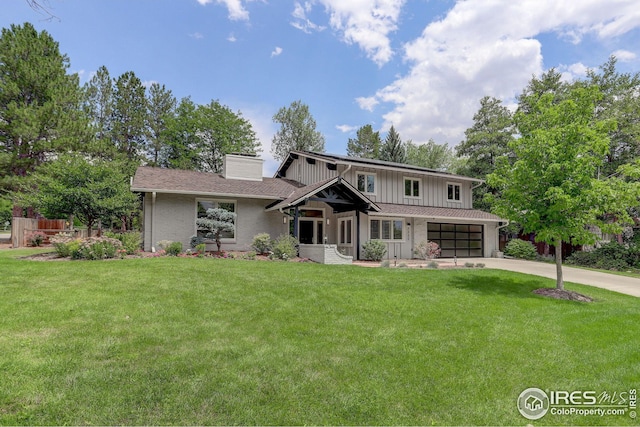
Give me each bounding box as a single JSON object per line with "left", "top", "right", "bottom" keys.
{"left": 427, "top": 222, "right": 484, "bottom": 258}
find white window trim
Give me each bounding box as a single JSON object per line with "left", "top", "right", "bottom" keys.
{"left": 446, "top": 182, "right": 462, "bottom": 203}
{"left": 369, "top": 217, "right": 405, "bottom": 242}
{"left": 356, "top": 172, "right": 377, "bottom": 195}
{"left": 338, "top": 217, "right": 354, "bottom": 247}
{"left": 195, "top": 198, "right": 237, "bottom": 243}
{"left": 404, "top": 176, "right": 421, "bottom": 198}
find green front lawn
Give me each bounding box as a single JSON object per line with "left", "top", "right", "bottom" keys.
{"left": 1, "top": 250, "right": 638, "bottom": 425}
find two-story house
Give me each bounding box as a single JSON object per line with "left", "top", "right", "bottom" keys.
{"left": 131, "top": 150, "right": 505, "bottom": 261}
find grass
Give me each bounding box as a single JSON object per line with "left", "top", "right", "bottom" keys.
{"left": 1, "top": 249, "right": 639, "bottom": 425}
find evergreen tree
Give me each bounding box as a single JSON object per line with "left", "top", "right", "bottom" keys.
{"left": 83, "top": 65, "right": 115, "bottom": 158}
{"left": 111, "top": 71, "right": 147, "bottom": 164}
{"left": 379, "top": 125, "right": 406, "bottom": 163}
{"left": 146, "top": 83, "right": 176, "bottom": 166}
{"left": 0, "top": 23, "right": 88, "bottom": 215}
{"left": 346, "top": 124, "right": 381, "bottom": 159}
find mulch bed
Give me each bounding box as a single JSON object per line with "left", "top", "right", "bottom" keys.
{"left": 533, "top": 288, "right": 594, "bottom": 302}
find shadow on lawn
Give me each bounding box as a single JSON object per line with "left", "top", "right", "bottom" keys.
{"left": 447, "top": 271, "right": 552, "bottom": 299}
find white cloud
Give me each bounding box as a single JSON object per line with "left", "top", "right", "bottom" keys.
{"left": 290, "top": 0, "right": 404, "bottom": 66}
{"left": 271, "top": 46, "right": 283, "bottom": 57}
{"left": 612, "top": 49, "right": 637, "bottom": 62}
{"left": 291, "top": 1, "right": 326, "bottom": 33}
{"left": 227, "top": 33, "right": 237, "bottom": 42}
{"left": 189, "top": 32, "right": 204, "bottom": 39}
{"left": 320, "top": 0, "right": 405, "bottom": 66}
{"left": 355, "top": 96, "right": 379, "bottom": 111}
{"left": 558, "top": 62, "right": 589, "bottom": 82}
{"left": 336, "top": 124, "right": 358, "bottom": 133}
{"left": 359, "top": 0, "right": 640, "bottom": 145}
{"left": 197, "top": 0, "right": 250, "bottom": 21}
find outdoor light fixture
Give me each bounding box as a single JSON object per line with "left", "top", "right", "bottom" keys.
{"left": 326, "top": 218, "right": 330, "bottom": 225}
{"left": 283, "top": 216, "right": 287, "bottom": 224}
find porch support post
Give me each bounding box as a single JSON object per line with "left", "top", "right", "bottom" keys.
{"left": 293, "top": 206, "right": 299, "bottom": 239}
{"left": 356, "top": 210, "right": 361, "bottom": 260}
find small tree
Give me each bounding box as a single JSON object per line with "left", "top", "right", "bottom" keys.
{"left": 487, "top": 85, "right": 640, "bottom": 290}
{"left": 414, "top": 240, "right": 441, "bottom": 260}
{"left": 196, "top": 208, "right": 236, "bottom": 252}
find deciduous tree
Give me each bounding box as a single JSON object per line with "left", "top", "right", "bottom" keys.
{"left": 271, "top": 100, "right": 325, "bottom": 161}
{"left": 487, "top": 85, "right": 640, "bottom": 290}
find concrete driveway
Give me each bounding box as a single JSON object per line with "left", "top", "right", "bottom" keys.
{"left": 473, "top": 258, "right": 640, "bottom": 298}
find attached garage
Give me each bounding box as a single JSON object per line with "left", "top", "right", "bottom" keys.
{"left": 427, "top": 222, "right": 484, "bottom": 258}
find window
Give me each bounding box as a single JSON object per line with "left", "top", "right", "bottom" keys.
{"left": 370, "top": 218, "right": 404, "bottom": 241}
{"left": 404, "top": 177, "right": 421, "bottom": 197}
{"left": 339, "top": 218, "right": 353, "bottom": 245}
{"left": 357, "top": 172, "right": 376, "bottom": 194}
{"left": 447, "top": 183, "right": 461, "bottom": 202}
{"left": 196, "top": 199, "right": 236, "bottom": 240}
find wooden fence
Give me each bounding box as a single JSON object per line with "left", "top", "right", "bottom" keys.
{"left": 10, "top": 217, "right": 85, "bottom": 248}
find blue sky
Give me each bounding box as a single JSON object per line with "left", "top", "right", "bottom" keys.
{"left": 3, "top": 0, "right": 640, "bottom": 174}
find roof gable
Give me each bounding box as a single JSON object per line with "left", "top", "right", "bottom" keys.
{"left": 275, "top": 150, "right": 483, "bottom": 183}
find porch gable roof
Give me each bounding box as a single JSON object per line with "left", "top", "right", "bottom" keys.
{"left": 266, "top": 176, "right": 380, "bottom": 213}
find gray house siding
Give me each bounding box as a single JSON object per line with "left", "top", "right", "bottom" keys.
{"left": 141, "top": 192, "right": 288, "bottom": 252}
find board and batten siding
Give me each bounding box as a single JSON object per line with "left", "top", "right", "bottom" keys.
{"left": 284, "top": 157, "right": 338, "bottom": 185}
{"left": 342, "top": 168, "right": 473, "bottom": 209}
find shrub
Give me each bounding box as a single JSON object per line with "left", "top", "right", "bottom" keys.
{"left": 26, "top": 231, "right": 47, "bottom": 247}
{"left": 504, "top": 239, "right": 537, "bottom": 260}
{"left": 190, "top": 235, "right": 205, "bottom": 249}
{"left": 76, "top": 237, "right": 123, "bottom": 260}
{"left": 362, "top": 239, "right": 387, "bottom": 261}
{"left": 251, "top": 233, "right": 272, "bottom": 255}
{"left": 475, "top": 263, "right": 485, "bottom": 268}
{"left": 165, "top": 241, "right": 183, "bottom": 256}
{"left": 464, "top": 262, "right": 475, "bottom": 268}
{"left": 51, "top": 233, "right": 76, "bottom": 257}
{"left": 566, "top": 241, "right": 636, "bottom": 271}
{"left": 105, "top": 231, "right": 141, "bottom": 255}
{"left": 427, "top": 261, "right": 439, "bottom": 269}
{"left": 270, "top": 234, "right": 298, "bottom": 261}
{"left": 380, "top": 260, "right": 391, "bottom": 268}
{"left": 195, "top": 243, "right": 206, "bottom": 256}
{"left": 243, "top": 251, "right": 257, "bottom": 260}
{"left": 157, "top": 240, "right": 173, "bottom": 250}
{"left": 414, "top": 240, "right": 441, "bottom": 260}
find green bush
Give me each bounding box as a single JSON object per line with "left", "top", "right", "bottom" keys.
{"left": 566, "top": 241, "right": 637, "bottom": 271}
{"left": 26, "top": 231, "right": 47, "bottom": 247}
{"left": 195, "top": 243, "right": 206, "bottom": 256}
{"left": 504, "top": 239, "right": 537, "bottom": 260}
{"left": 270, "top": 234, "right": 298, "bottom": 261}
{"left": 76, "top": 237, "right": 123, "bottom": 260}
{"left": 105, "top": 231, "right": 141, "bottom": 255}
{"left": 190, "top": 235, "right": 205, "bottom": 249}
{"left": 165, "top": 241, "right": 183, "bottom": 256}
{"left": 362, "top": 239, "right": 387, "bottom": 261}
{"left": 252, "top": 233, "right": 272, "bottom": 255}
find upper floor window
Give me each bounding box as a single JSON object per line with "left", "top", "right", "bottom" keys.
{"left": 447, "top": 183, "right": 461, "bottom": 202}
{"left": 357, "top": 172, "right": 376, "bottom": 194}
{"left": 404, "top": 177, "right": 421, "bottom": 198}
{"left": 196, "top": 199, "right": 236, "bottom": 240}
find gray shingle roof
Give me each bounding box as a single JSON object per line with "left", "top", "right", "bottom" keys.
{"left": 373, "top": 203, "right": 503, "bottom": 222}
{"left": 131, "top": 166, "right": 302, "bottom": 199}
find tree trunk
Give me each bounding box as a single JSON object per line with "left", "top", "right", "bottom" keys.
{"left": 555, "top": 241, "right": 564, "bottom": 290}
